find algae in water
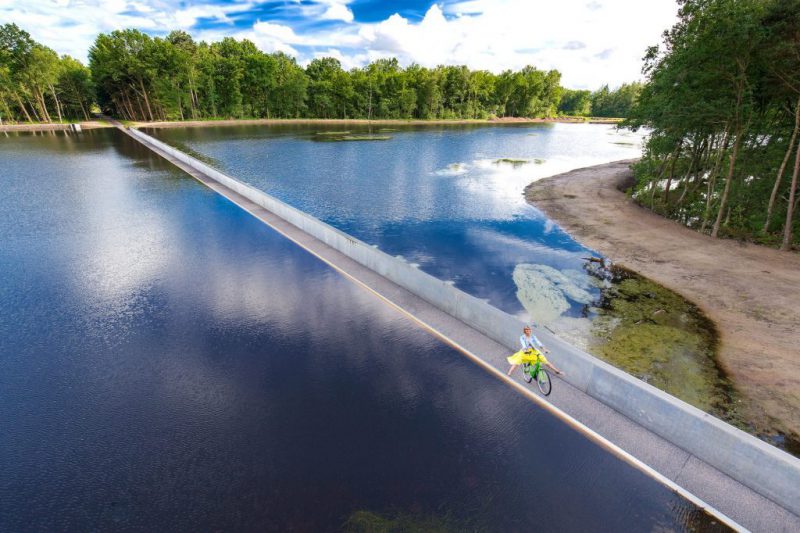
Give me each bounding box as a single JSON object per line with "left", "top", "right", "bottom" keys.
{"left": 590, "top": 266, "right": 738, "bottom": 419}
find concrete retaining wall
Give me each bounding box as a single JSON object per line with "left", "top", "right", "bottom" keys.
{"left": 129, "top": 127, "right": 800, "bottom": 517}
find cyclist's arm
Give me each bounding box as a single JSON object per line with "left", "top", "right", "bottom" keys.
{"left": 531, "top": 332, "right": 546, "bottom": 352}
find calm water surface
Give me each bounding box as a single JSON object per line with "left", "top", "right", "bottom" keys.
{"left": 151, "top": 123, "right": 643, "bottom": 341}
{"left": 0, "top": 129, "right": 723, "bottom": 531}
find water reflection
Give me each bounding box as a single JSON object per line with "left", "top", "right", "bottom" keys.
{"left": 0, "top": 130, "right": 724, "bottom": 531}
{"left": 151, "top": 123, "right": 644, "bottom": 332}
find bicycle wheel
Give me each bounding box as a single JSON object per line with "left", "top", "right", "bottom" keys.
{"left": 537, "top": 368, "right": 552, "bottom": 396}
{"left": 521, "top": 363, "right": 533, "bottom": 383}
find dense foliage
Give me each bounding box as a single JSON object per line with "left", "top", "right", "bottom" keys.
{"left": 624, "top": 0, "right": 800, "bottom": 250}
{"left": 2, "top": 23, "right": 649, "bottom": 125}
{"left": 0, "top": 24, "right": 93, "bottom": 122}
{"left": 559, "top": 82, "right": 642, "bottom": 117}
{"left": 85, "top": 29, "right": 565, "bottom": 121}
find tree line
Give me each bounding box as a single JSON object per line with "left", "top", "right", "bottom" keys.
{"left": 0, "top": 24, "right": 93, "bottom": 122}
{"left": 88, "top": 29, "right": 565, "bottom": 121}
{"left": 2, "top": 23, "right": 644, "bottom": 125}
{"left": 558, "top": 82, "right": 642, "bottom": 118}
{"left": 623, "top": 0, "right": 800, "bottom": 251}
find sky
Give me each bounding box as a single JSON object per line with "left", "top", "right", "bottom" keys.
{"left": 0, "top": 0, "right": 679, "bottom": 89}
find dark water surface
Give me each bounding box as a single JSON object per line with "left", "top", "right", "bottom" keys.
{"left": 150, "top": 123, "right": 643, "bottom": 329}
{"left": 0, "top": 130, "right": 725, "bottom": 531}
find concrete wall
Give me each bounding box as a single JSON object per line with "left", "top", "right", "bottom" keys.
{"left": 129, "top": 127, "right": 800, "bottom": 517}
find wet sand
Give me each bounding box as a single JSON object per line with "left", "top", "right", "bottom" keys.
{"left": 526, "top": 160, "right": 800, "bottom": 447}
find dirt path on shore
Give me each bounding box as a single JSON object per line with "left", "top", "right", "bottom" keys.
{"left": 526, "top": 160, "right": 800, "bottom": 444}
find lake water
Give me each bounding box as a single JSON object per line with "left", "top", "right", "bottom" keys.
{"left": 0, "top": 129, "right": 725, "bottom": 530}
{"left": 150, "top": 123, "right": 644, "bottom": 346}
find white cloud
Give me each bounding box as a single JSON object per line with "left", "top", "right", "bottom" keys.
{"left": 0, "top": 0, "right": 678, "bottom": 89}
{"left": 320, "top": 2, "right": 354, "bottom": 22}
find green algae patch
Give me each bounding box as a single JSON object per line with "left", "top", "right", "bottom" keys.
{"left": 590, "top": 266, "right": 741, "bottom": 421}
{"left": 494, "top": 158, "right": 544, "bottom": 167}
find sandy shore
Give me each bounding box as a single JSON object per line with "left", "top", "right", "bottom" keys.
{"left": 526, "top": 160, "right": 800, "bottom": 445}
{"left": 0, "top": 121, "right": 112, "bottom": 132}
{"left": 128, "top": 116, "right": 621, "bottom": 129}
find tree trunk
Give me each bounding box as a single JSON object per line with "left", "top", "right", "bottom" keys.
{"left": 764, "top": 96, "right": 800, "bottom": 233}
{"left": 702, "top": 128, "right": 730, "bottom": 232}
{"left": 781, "top": 134, "right": 800, "bottom": 250}
{"left": 712, "top": 129, "right": 741, "bottom": 238}
{"left": 34, "top": 88, "right": 51, "bottom": 122}
{"left": 26, "top": 96, "right": 41, "bottom": 122}
{"left": 48, "top": 83, "right": 63, "bottom": 123}
{"left": 78, "top": 99, "right": 89, "bottom": 121}
{"left": 14, "top": 93, "right": 34, "bottom": 122}
{"left": 661, "top": 141, "right": 682, "bottom": 207}
{"left": 140, "top": 78, "right": 154, "bottom": 121}
{"left": 676, "top": 138, "right": 706, "bottom": 206}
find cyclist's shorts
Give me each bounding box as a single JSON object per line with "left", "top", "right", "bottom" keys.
{"left": 507, "top": 349, "right": 548, "bottom": 365}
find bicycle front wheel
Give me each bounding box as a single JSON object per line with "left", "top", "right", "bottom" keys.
{"left": 522, "top": 363, "right": 533, "bottom": 383}
{"left": 537, "top": 368, "right": 552, "bottom": 396}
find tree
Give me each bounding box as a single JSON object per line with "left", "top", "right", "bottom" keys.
{"left": 623, "top": 0, "right": 799, "bottom": 250}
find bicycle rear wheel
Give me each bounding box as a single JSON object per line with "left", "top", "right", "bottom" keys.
{"left": 522, "top": 363, "right": 533, "bottom": 383}
{"left": 537, "top": 368, "right": 552, "bottom": 396}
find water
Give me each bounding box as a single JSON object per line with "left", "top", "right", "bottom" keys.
{"left": 150, "top": 123, "right": 643, "bottom": 338}
{"left": 0, "top": 129, "right": 725, "bottom": 531}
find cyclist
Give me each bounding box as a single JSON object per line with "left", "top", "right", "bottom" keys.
{"left": 507, "top": 325, "right": 564, "bottom": 377}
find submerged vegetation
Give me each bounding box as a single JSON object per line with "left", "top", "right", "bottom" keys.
{"left": 344, "top": 509, "right": 482, "bottom": 533}
{"left": 493, "top": 158, "right": 545, "bottom": 167}
{"left": 589, "top": 266, "right": 738, "bottom": 420}
{"left": 624, "top": 0, "right": 800, "bottom": 250}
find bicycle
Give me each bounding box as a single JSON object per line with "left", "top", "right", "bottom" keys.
{"left": 521, "top": 350, "right": 552, "bottom": 396}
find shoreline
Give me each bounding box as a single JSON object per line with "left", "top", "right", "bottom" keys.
{"left": 526, "top": 159, "right": 800, "bottom": 449}
{"left": 0, "top": 116, "right": 621, "bottom": 133}
{"left": 129, "top": 116, "right": 623, "bottom": 129}
{"left": 0, "top": 121, "right": 112, "bottom": 132}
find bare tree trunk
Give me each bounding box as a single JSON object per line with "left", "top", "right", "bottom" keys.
{"left": 764, "top": 96, "right": 800, "bottom": 233}
{"left": 712, "top": 129, "right": 742, "bottom": 238}
{"left": 781, "top": 134, "right": 800, "bottom": 250}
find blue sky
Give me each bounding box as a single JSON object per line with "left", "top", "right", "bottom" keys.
{"left": 0, "top": 0, "right": 679, "bottom": 89}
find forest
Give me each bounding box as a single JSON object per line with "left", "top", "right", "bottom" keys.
{"left": 1, "top": 23, "right": 637, "bottom": 124}
{"left": 624, "top": 0, "right": 800, "bottom": 250}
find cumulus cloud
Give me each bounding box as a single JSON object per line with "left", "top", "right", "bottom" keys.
{"left": 0, "top": 0, "right": 678, "bottom": 89}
